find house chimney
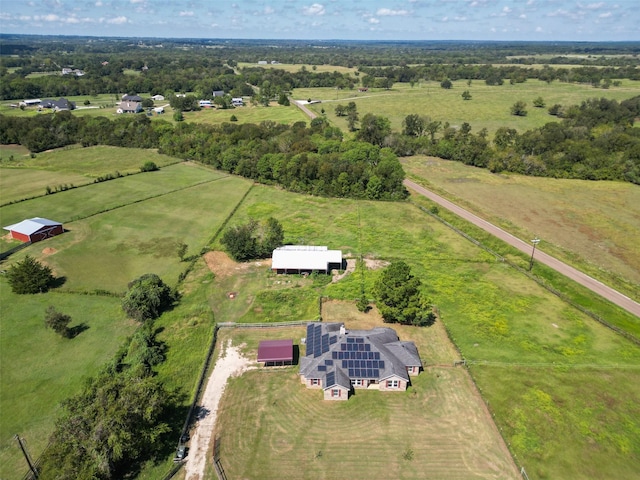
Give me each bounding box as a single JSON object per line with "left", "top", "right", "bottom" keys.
{"left": 340, "top": 324, "right": 346, "bottom": 336}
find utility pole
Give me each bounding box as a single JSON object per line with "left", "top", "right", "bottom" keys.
{"left": 15, "top": 434, "right": 39, "bottom": 478}
{"left": 529, "top": 237, "right": 540, "bottom": 271}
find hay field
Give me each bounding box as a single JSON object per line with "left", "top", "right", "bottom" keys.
{"left": 403, "top": 156, "right": 640, "bottom": 298}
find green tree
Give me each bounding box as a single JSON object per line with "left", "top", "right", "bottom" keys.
{"left": 44, "top": 306, "right": 72, "bottom": 338}
{"left": 402, "top": 114, "right": 426, "bottom": 137}
{"left": 533, "top": 96, "right": 546, "bottom": 108}
{"left": 260, "top": 217, "right": 284, "bottom": 256}
{"left": 461, "top": 90, "right": 472, "bottom": 100}
{"left": 122, "top": 273, "right": 175, "bottom": 322}
{"left": 357, "top": 113, "right": 391, "bottom": 146}
{"left": 221, "top": 220, "right": 258, "bottom": 261}
{"left": 176, "top": 241, "right": 188, "bottom": 261}
{"left": 511, "top": 101, "right": 528, "bottom": 116}
{"left": 373, "top": 261, "right": 435, "bottom": 327}
{"left": 440, "top": 79, "right": 452, "bottom": 89}
{"left": 173, "top": 111, "right": 184, "bottom": 122}
{"left": 140, "top": 161, "right": 158, "bottom": 172}
{"left": 6, "top": 255, "right": 55, "bottom": 294}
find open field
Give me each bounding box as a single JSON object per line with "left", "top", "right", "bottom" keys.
{"left": 293, "top": 79, "right": 640, "bottom": 137}
{"left": 0, "top": 282, "right": 138, "bottom": 478}
{"left": 403, "top": 156, "right": 640, "bottom": 298}
{"left": 213, "top": 308, "right": 519, "bottom": 480}
{"left": 185, "top": 102, "right": 308, "bottom": 126}
{"left": 0, "top": 144, "right": 30, "bottom": 161}
{"left": 238, "top": 62, "right": 358, "bottom": 75}
{"left": 0, "top": 146, "right": 180, "bottom": 204}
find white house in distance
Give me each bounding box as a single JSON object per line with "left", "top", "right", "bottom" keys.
{"left": 271, "top": 245, "right": 343, "bottom": 274}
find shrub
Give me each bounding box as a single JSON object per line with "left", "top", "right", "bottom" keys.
{"left": 44, "top": 306, "right": 72, "bottom": 338}
{"left": 122, "top": 273, "right": 175, "bottom": 322}
{"left": 140, "top": 161, "right": 159, "bottom": 172}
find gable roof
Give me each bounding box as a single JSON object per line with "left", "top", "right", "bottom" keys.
{"left": 40, "top": 98, "right": 75, "bottom": 110}
{"left": 257, "top": 339, "right": 293, "bottom": 362}
{"left": 4, "top": 218, "right": 62, "bottom": 235}
{"left": 272, "top": 246, "right": 342, "bottom": 271}
{"left": 300, "top": 322, "right": 422, "bottom": 386}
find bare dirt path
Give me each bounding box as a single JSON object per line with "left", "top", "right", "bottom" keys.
{"left": 405, "top": 178, "right": 640, "bottom": 318}
{"left": 183, "top": 340, "right": 253, "bottom": 480}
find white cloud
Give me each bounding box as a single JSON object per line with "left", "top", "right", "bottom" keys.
{"left": 535, "top": 26, "right": 543, "bottom": 32}
{"left": 578, "top": 2, "right": 604, "bottom": 9}
{"left": 503, "top": 7, "right": 512, "bottom": 13}
{"left": 179, "top": 11, "right": 194, "bottom": 17}
{"left": 599, "top": 11, "right": 612, "bottom": 18}
{"left": 303, "top": 3, "right": 325, "bottom": 16}
{"left": 377, "top": 8, "right": 409, "bottom": 16}
{"left": 520, "top": 14, "right": 527, "bottom": 19}
{"left": 130, "top": 0, "right": 144, "bottom": 3}
{"left": 264, "top": 6, "right": 275, "bottom": 15}
{"left": 107, "top": 16, "right": 128, "bottom": 24}
{"left": 369, "top": 17, "right": 380, "bottom": 24}
{"left": 95, "top": 1, "right": 103, "bottom": 6}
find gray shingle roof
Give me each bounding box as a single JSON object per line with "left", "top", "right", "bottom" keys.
{"left": 300, "top": 322, "right": 422, "bottom": 386}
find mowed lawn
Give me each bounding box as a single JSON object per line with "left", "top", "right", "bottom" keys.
{"left": 213, "top": 310, "right": 520, "bottom": 480}
{"left": 185, "top": 102, "right": 308, "bottom": 126}
{"left": 0, "top": 146, "right": 180, "bottom": 204}
{"left": 0, "top": 282, "right": 137, "bottom": 479}
{"left": 403, "top": 156, "right": 640, "bottom": 297}
{"left": 294, "top": 79, "right": 640, "bottom": 137}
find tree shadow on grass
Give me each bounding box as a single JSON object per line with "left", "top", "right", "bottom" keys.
{"left": 50, "top": 275, "right": 67, "bottom": 289}
{"left": 67, "top": 323, "right": 89, "bottom": 338}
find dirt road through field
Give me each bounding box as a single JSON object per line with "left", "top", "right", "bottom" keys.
{"left": 184, "top": 341, "right": 253, "bottom": 480}
{"left": 405, "top": 179, "right": 640, "bottom": 318}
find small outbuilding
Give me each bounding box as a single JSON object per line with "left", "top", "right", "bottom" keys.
{"left": 3, "top": 218, "right": 63, "bottom": 243}
{"left": 271, "top": 246, "right": 343, "bottom": 275}
{"left": 257, "top": 339, "right": 294, "bottom": 366}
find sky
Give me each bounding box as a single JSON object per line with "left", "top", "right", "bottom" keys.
{"left": 0, "top": 0, "right": 638, "bottom": 42}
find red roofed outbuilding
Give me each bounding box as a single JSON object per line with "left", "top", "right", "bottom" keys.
{"left": 3, "top": 218, "right": 63, "bottom": 243}
{"left": 257, "top": 339, "right": 294, "bottom": 366}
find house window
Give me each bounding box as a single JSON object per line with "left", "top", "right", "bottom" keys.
{"left": 332, "top": 389, "right": 340, "bottom": 398}
{"left": 353, "top": 379, "right": 363, "bottom": 387}
{"left": 311, "top": 378, "right": 320, "bottom": 386}
{"left": 387, "top": 379, "right": 399, "bottom": 388}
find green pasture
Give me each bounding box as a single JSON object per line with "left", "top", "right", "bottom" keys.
{"left": 185, "top": 103, "right": 308, "bottom": 126}
{"left": 238, "top": 62, "right": 358, "bottom": 75}
{"left": 199, "top": 184, "right": 640, "bottom": 479}
{"left": 293, "top": 79, "right": 640, "bottom": 137}
{"left": 403, "top": 156, "right": 640, "bottom": 298}
{"left": 0, "top": 282, "right": 137, "bottom": 479}
{"left": 0, "top": 144, "right": 29, "bottom": 161}
{"left": 0, "top": 146, "right": 180, "bottom": 204}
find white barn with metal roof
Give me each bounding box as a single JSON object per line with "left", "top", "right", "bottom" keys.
{"left": 271, "top": 246, "right": 343, "bottom": 274}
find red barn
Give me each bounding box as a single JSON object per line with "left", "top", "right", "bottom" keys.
{"left": 3, "top": 218, "right": 63, "bottom": 243}
{"left": 257, "top": 339, "right": 294, "bottom": 366}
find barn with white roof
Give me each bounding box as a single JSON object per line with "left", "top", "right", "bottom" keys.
{"left": 3, "top": 218, "right": 63, "bottom": 243}
{"left": 271, "top": 246, "right": 343, "bottom": 274}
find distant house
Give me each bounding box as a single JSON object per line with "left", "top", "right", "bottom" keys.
{"left": 3, "top": 218, "right": 63, "bottom": 243}
{"left": 300, "top": 322, "right": 422, "bottom": 401}
{"left": 258, "top": 339, "right": 294, "bottom": 366}
{"left": 258, "top": 60, "right": 268, "bottom": 65}
{"left": 199, "top": 100, "right": 212, "bottom": 108}
{"left": 271, "top": 246, "right": 343, "bottom": 274}
{"left": 40, "top": 98, "right": 76, "bottom": 111}
{"left": 61, "top": 68, "right": 72, "bottom": 75}
{"left": 154, "top": 106, "right": 164, "bottom": 114}
{"left": 62, "top": 68, "right": 84, "bottom": 76}
{"left": 212, "top": 90, "right": 225, "bottom": 97}
{"left": 117, "top": 101, "right": 143, "bottom": 114}
{"left": 121, "top": 94, "right": 143, "bottom": 102}
{"left": 151, "top": 94, "right": 165, "bottom": 101}
{"left": 231, "top": 97, "right": 243, "bottom": 107}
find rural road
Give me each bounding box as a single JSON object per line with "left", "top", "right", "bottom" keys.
{"left": 404, "top": 179, "right": 640, "bottom": 319}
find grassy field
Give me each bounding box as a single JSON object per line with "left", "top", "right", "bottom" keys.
{"left": 0, "top": 146, "right": 180, "bottom": 204}
{"left": 185, "top": 102, "right": 308, "bottom": 126}
{"left": 212, "top": 306, "right": 519, "bottom": 480}
{"left": 293, "top": 79, "right": 640, "bottom": 137}
{"left": 403, "top": 156, "right": 640, "bottom": 300}
{"left": 238, "top": 62, "right": 358, "bottom": 75}
{"left": 0, "top": 282, "right": 138, "bottom": 478}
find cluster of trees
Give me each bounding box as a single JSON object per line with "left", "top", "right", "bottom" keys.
{"left": 373, "top": 261, "right": 436, "bottom": 327}
{"left": 1, "top": 112, "right": 408, "bottom": 199}
{"left": 38, "top": 325, "right": 178, "bottom": 479}
{"left": 221, "top": 217, "right": 284, "bottom": 261}
{"left": 122, "top": 273, "right": 177, "bottom": 322}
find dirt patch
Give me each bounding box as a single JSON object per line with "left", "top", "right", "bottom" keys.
{"left": 42, "top": 247, "right": 57, "bottom": 255}
{"left": 364, "top": 257, "right": 389, "bottom": 270}
{"left": 332, "top": 258, "right": 355, "bottom": 283}
{"left": 203, "top": 251, "right": 271, "bottom": 280}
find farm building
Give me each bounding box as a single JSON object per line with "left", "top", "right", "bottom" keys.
{"left": 257, "top": 339, "right": 294, "bottom": 366}
{"left": 271, "top": 246, "right": 343, "bottom": 274}
{"left": 40, "top": 98, "right": 76, "bottom": 111}
{"left": 3, "top": 218, "right": 63, "bottom": 243}
{"left": 300, "top": 322, "right": 422, "bottom": 401}
{"left": 117, "top": 101, "right": 142, "bottom": 114}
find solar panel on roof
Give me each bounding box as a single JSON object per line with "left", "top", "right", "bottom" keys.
{"left": 326, "top": 371, "right": 335, "bottom": 386}
{"left": 355, "top": 368, "right": 361, "bottom": 377}
{"left": 374, "top": 352, "right": 380, "bottom": 359}
{"left": 365, "top": 344, "right": 371, "bottom": 351}
{"left": 342, "top": 360, "right": 348, "bottom": 368}
{"left": 367, "top": 360, "right": 373, "bottom": 368}
{"left": 356, "top": 337, "right": 364, "bottom": 343}
{"left": 367, "top": 369, "right": 373, "bottom": 377}
{"left": 325, "top": 360, "right": 333, "bottom": 366}
{"left": 348, "top": 360, "right": 354, "bottom": 368}
{"left": 347, "top": 337, "right": 355, "bottom": 343}
{"left": 379, "top": 361, "right": 385, "bottom": 369}
{"left": 349, "top": 368, "right": 355, "bottom": 377}
{"left": 350, "top": 352, "right": 356, "bottom": 359}
{"left": 329, "top": 336, "right": 337, "bottom": 344}
{"left": 373, "top": 369, "right": 379, "bottom": 377}
{"left": 332, "top": 352, "right": 338, "bottom": 359}
{"left": 341, "top": 343, "right": 346, "bottom": 351}
{"left": 318, "top": 365, "right": 326, "bottom": 371}
{"left": 359, "top": 343, "right": 364, "bottom": 351}
{"left": 356, "top": 352, "right": 362, "bottom": 359}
